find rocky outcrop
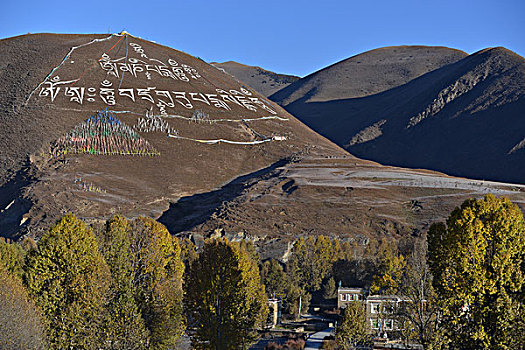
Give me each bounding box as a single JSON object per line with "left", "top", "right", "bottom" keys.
{"left": 407, "top": 67, "right": 490, "bottom": 128}
{"left": 347, "top": 119, "right": 387, "bottom": 146}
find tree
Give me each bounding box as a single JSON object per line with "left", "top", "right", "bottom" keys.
{"left": 180, "top": 237, "right": 199, "bottom": 266}
{"left": 261, "top": 259, "right": 288, "bottom": 298}
{"left": 0, "top": 237, "right": 25, "bottom": 279}
{"left": 394, "top": 238, "right": 445, "bottom": 350}
{"left": 323, "top": 276, "right": 337, "bottom": 300}
{"left": 96, "top": 215, "right": 185, "bottom": 349}
{"left": 128, "top": 217, "right": 185, "bottom": 349}
{"left": 370, "top": 239, "right": 406, "bottom": 295}
{"left": 284, "top": 283, "right": 311, "bottom": 319}
{"left": 0, "top": 265, "right": 46, "bottom": 350}
{"left": 428, "top": 195, "right": 525, "bottom": 349}
{"left": 185, "top": 238, "right": 268, "bottom": 349}
{"left": 336, "top": 301, "right": 370, "bottom": 350}
{"left": 288, "top": 236, "right": 335, "bottom": 293}
{"left": 24, "top": 214, "right": 111, "bottom": 349}
{"left": 100, "top": 215, "right": 149, "bottom": 350}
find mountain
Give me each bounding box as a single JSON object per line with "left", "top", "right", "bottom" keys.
{"left": 270, "top": 46, "right": 525, "bottom": 184}
{"left": 1, "top": 35, "right": 524, "bottom": 260}
{"left": 271, "top": 46, "right": 468, "bottom": 104}
{"left": 211, "top": 61, "right": 299, "bottom": 97}
{"left": 0, "top": 33, "right": 344, "bottom": 237}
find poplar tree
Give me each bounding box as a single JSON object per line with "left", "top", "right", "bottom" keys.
{"left": 428, "top": 195, "right": 525, "bottom": 349}
{"left": 370, "top": 241, "right": 406, "bottom": 295}
{"left": 0, "top": 237, "right": 25, "bottom": 279}
{"left": 128, "top": 217, "right": 185, "bottom": 349}
{"left": 24, "top": 214, "right": 111, "bottom": 349}
{"left": 287, "top": 236, "right": 335, "bottom": 292}
{"left": 394, "top": 238, "right": 444, "bottom": 350}
{"left": 185, "top": 238, "right": 268, "bottom": 349}
{"left": 0, "top": 265, "right": 46, "bottom": 350}
{"left": 261, "top": 259, "right": 288, "bottom": 298}
{"left": 336, "top": 300, "right": 370, "bottom": 350}
{"left": 100, "top": 216, "right": 149, "bottom": 349}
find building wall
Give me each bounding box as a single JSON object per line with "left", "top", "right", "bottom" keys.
{"left": 337, "top": 287, "right": 404, "bottom": 336}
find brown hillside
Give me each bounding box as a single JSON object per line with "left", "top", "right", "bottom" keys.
{"left": 2, "top": 35, "right": 524, "bottom": 258}
{"left": 0, "top": 33, "right": 344, "bottom": 236}
{"left": 212, "top": 61, "right": 299, "bottom": 97}
{"left": 270, "top": 46, "right": 467, "bottom": 104}
{"left": 270, "top": 46, "right": 525, "bottom": 184}
{"left": 159, "top": 155, "right": 525, "bottom": 261}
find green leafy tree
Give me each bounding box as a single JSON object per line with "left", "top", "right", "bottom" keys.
{"left": 0, "top": 265, "right": 46, "bottom": 350}
{"left": 97, "top": 216, "right": 185, "bottom": 349}
{"left": 287, "top": 236, "right": 335, "bottom": 292}
{"left": 129, "top": 217, "right": 185, "bottom": 349}
{"left": 24, "top": 214, "right": 111, "bottom": 349}
{"left": 185, "top": 238, "right": 268, "bottom": 349}
{"left": 323, "top": 276, "right": 337, "bottom": 300}
{"left": 336, "top": 301, "right": 370, "bottom": 350}
{"left": 284, "top": 283, "right": 311, "bottom": 319}
{"left": 100, "top": 215, "right": 149, "bottom": 349}
{"left": 261, "top": 259, "right": 288, "bottom": 298}
{"left": 0, "top": 237, "right": 25, "bottom": 279}
{"left": 180, "top": 237, "right": 199, "bottom": 266}
{"left": 428, "top": 195, "right": 525, "bottom": 349}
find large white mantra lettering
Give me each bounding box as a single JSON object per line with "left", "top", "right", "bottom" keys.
{"left": 98, "top": 42, "right": 201, "bottom": 82}
{"left": 38, "top": 77, "right": 277, "bottom": 114}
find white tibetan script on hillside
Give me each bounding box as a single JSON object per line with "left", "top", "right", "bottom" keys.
{"left": 36, "top": 40, "right": 277, "bottom": 115}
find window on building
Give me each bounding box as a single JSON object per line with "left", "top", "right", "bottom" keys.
{"left": 341, "top": 293, "right": 347, "bottom": 301}
{"left": 383, "top": 302, "right": 394, "bottom": 314}
{"left": 357, "top": 294, "right": 363, "bottom": 300}
{"left": 371, "top": 303, "right": 380, "bottom": 314}
{"left": 385, "top": 319, "right": 393, "bottom": 330}
{"left": 371, "top": 319, "right": 379, "bottom": 329}
{"left": 349, "top": 294, "right": 354, "bottom": 301}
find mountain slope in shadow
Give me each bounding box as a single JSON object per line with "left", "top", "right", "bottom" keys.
{"left": 212, "top": 61, "right": 300, "bottom": 97}
{"left": 271, "top": 46, "right": 525, "bottom": 184}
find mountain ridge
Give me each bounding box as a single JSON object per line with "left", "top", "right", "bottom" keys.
{"left": 270, "top": 45, "right": 469, "bottom": 104}
{"left": 2, "top": 35, "right": 524, "bottom": 260}
{"left": 269, "top": 45, "right": 525, "bottom": 184}
{"left": 211, "top": 60, "right": 300, "bottom": 97}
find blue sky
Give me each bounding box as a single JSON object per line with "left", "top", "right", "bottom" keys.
{"left": 1, "top": 0, "right": 523, "bottom": 77}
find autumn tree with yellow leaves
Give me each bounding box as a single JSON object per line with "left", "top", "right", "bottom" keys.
{"left": 24, "top": 214, "right": 111, "bottom": 349}
{"left": 428, "top": 195, "right": 525, "bottom": 350}
{"left": 98, "top": 215, "right": 185, "bottom": 349}
{"left": 185, "top": 238, "right": 268, "bottom": 349}
{"left": 370, "top": 239, "right": 406, "bottom": 295}
{"left": 0, "top": 240, "right": 45, "bottom": 350}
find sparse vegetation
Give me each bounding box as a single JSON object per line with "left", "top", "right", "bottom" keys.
{"left": 0, "top": 194, "right": 524, "bottom": 349}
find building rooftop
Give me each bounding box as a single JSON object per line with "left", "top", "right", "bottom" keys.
{"left": 367, "top": 295, "right": 408, "bottom": 302}
{"left": 337, "top": 287, "right": 365, "bottom": 293}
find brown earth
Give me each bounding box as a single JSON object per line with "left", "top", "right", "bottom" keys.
{"left": 159, "top": 155, "right": 525, "bottom": 261}
{"left": 1, "top": 35, "right": 523, "bottom": 259}
{"left": 270, "top": 46, "right": 468, "bottom": 104}
{"left": 269, "top": 46, "right": 525, "bottom": 185}
{"left": 0, "top": 33, "right": 344, "bottom": 237}
{"left": 212, "top": 61, "right": 300, "bottom": 97}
